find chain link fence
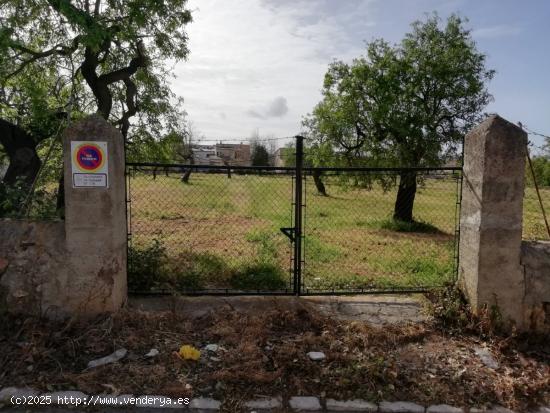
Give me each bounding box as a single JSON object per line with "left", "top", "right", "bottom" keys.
{"left": 127, "top": 162, "right": 462, "bottom": 295}
{"left": 126, "top": 164, "right": 296, "bottom": 294}
{"left": 301, "top": 168, "right": 462, "bottom": 293}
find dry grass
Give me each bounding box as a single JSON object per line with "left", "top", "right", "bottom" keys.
{"left": 1, "top": 305, "right": 548, "bottom": 412}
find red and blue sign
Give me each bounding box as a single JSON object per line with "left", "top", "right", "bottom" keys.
{"left": 74, "top": 143, "right": 105, "bottom": 172}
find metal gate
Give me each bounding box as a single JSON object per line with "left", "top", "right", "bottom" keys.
{"left": 126, "top": 162, "right": 299, "bottom": 294}
{"left": 126, "top": 137, "right": 462, "bottom": 296}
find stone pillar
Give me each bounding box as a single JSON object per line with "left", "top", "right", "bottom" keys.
{"left": 458, "top": 115, "right": 527, "bottom": 328}
{"left": 62, "top": 114, "right": 127, "bottom": 315}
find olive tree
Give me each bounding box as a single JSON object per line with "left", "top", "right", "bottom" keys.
{"left": 304, "top": 14, "right": 494, "bottom": 222}
{"left": 0, "top": 0, "right": 192, "bottom": 186}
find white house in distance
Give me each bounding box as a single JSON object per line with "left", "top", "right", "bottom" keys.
{"left": 191, "top": 143, "right": 251, "bottom": 166}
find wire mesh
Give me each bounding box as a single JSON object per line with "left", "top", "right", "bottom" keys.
{"left": 301, "top": 168, "right": 462, "bottom": 293}
{"left": 126, "top": 164, "right": 295, "bottom": 294}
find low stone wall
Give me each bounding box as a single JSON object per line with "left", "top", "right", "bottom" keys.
{"left": 0, "top": 115, "right": 127, "bottom": 319}
{"left": 0, "top": 219, "right": 66, "bottom": 316}
{"left": 0, "top": 218, "right": 126, "bottom": 318}
{"left": 521, "top": 240, "right": 550, "bottom": 332}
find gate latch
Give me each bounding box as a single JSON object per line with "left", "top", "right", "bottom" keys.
{"left": 280, "top": 227, "right": 295, "bottom": 242}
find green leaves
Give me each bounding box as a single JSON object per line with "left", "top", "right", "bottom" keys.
{"left": 304, "top": 13, "right": 494, "bottom": 169}
{"left": 1, "top": 0, "right": 192, "bottom": 140}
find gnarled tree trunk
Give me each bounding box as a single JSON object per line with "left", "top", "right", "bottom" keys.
{"left": 0, "top": 119, "right": 41, "bottom": 185}
{"left": 393, "top": 171, "right": 417, "bottom": 222}
{"left": 181, "top": 156, "right": 194, "bottom": 184}
{"left": 312, "top": 169, "right": 327, "bottom": 196}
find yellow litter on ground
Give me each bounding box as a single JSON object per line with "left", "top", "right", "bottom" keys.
{"left": 178, "top": 345, "right": 201, "bottom": 360}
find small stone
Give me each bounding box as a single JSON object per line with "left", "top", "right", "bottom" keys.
{"left": 427, "top": 405, "right": 464, "bottom": 413}
{"left": 87, "top": 348, "right": 127, "bottom": 369}
{"left": 307, "top": 351, "right": 326, "bottom": 361}
{"left": 205, "top": 344, "right": 219, "bottom": 352}
{"left": 245, "top": 397, "right": 282, "bottom": 411}
{"left": 49, "top": 391, "right": 88, "bottom": 404}
{"left": 0, "top": 387, "right": 40, "bottom": 402}
{"left": 474, "top": 346, "right": 500, "bottom": 370}
{"left": 189, "top": 397, "right": 221, "bottom": 412}
{"left": 210, "top": 356, "right": 221, "bottom": 362}
{"left": 289, "top": 396, "right": 322, "bottom": 411}
{"left": 379, "top": 401, "right": 425, "bottom": 413}
{"left": 326, "top": 398, "right": 377, "bottom": 412}
{"left": 145, "top": 348, "right": 159, "bottom": 358}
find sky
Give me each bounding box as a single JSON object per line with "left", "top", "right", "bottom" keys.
{"left": 172, "top": 0, "right": 550, "bottom": 150}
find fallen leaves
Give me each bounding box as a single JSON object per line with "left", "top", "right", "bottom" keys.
{"left": 0, "top": 305, "right": 547, "bottom": 412}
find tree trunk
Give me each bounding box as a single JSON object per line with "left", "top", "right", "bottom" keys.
{"left": 0, "top": 119, "right": 41, "bottom": 185}
{"left": 393, "top": 171, "right": 417, "bottom": 222}
{"left": 181, "top": 157, "right": 193, "bottom": 183}
{"left": 312, "top": 170, "right": 327, "bottom": 196}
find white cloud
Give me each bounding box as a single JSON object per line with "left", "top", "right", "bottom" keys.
{"left": 172, "top": 0, "right": 377, "bottom": 140}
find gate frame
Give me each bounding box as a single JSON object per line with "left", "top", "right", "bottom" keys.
{"left": 125, "top": 137, "right": 463, "bottom": 296}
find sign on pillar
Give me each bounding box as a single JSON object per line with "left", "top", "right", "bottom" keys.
{"left": 71, "top": 141, "right": 109, "bottom": 188}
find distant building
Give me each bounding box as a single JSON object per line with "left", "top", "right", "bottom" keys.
{"left": 272, "top": 147, "right": 294, "bottom": 167}
{"left": 191, "top": 143, "right": 251, "bottom": 166}
{"left": 191, "top": 145, "right": 223, "bottom": 166}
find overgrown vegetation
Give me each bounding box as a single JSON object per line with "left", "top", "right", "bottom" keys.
{"left": 427, "top": 283, "right": 505, "bottom": 336}
{"left": 128, "top": 239, "right": 169, "bottom": 292}
{"left": 128, "top": 237, "right": 287, "bottom": 292}
{"left": 0, "top": 303, "right": 547, "bottom": 410}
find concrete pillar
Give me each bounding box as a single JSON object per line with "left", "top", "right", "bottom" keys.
{"left": 62, "top": 114, "right": 127, "bottom": 314}
{"left": 458, "top": 115, "right": 527, "bottom": 328}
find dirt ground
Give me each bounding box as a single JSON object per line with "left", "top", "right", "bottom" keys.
{"left": 0, "top": 295, "right": 548, "bottom": 412}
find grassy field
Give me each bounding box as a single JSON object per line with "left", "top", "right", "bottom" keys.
{"left": 128, "top": 170, "right": 550, "bottom": 292}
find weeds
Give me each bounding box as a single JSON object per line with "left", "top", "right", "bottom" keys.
{"left": 426, "top": 282, "right": 506, "bottom": 337}
{"left": 229, "top": 262, "right": 287, "bottom": 290}
{"left": 128, "top": 239, "right": 168, "bottom": 291}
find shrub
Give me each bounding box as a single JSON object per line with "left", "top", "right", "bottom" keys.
{"left": 169, "top": 252, "right": 227, "bottom": 291}
{"left": 426, "top": 282, "right": 504, "bottom": 336}
{"left": 0, "top": 180, "right": 59, "bottom": 219}
{"left": 128, "top": 239, "right": 167, "bottom": 292}
{"left": 230, "top": 261, "right": 287, "bottom": 290}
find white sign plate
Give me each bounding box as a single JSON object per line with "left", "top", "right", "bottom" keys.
{"left": 73, "top": 173, "right": 107, "bottom": 188}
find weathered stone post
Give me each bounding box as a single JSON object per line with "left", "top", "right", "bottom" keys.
{"left": 458, "top": 115, "right": 527, "bottom": 328}
{"left": 62, "top": 114, "right": 127, "bottom": 315}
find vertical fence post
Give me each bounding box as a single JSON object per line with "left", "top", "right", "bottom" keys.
{"left": 293, "top": 135, "right": 304, "bottom": 295}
